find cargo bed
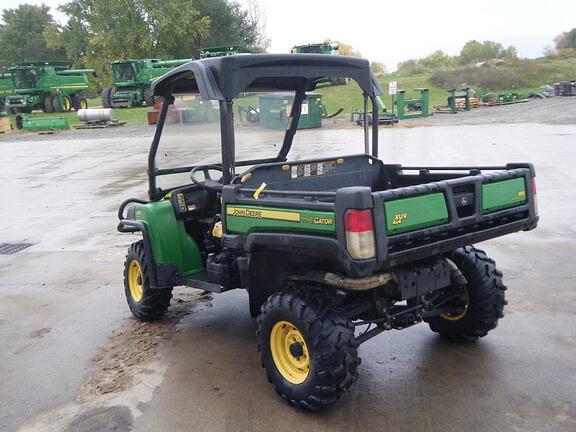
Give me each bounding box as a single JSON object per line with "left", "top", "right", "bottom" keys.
{"left": 222, "top": 154, "right": 538, "bottom": 275}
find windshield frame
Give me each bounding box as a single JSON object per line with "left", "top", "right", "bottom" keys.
{"left": 147, "top": 83, "right": 379, "bottom": 201}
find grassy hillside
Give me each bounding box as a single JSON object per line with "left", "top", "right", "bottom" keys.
{"left": 316, "top": 75, "right": 449, "bottom": 115}
{"left": 430, "top": 57, "right": 576, "bottom": 92}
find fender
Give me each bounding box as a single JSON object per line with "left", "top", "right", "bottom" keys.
{"left": 243, "top": 232, "right": 377, "bottom": 277}
{"left": 118, "top": 199, "right": 204, "bottom": 287}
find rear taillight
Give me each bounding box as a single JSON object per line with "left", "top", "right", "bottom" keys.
{"left": 344, "top": 209, "right": 376, "bottom": 260}
{"left": 531, "top": 177, "right": 538, "bottom": 215}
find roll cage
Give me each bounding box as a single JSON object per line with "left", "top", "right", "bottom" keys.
{"left": 147, "top": 54, "right": 384, "bottom": 201}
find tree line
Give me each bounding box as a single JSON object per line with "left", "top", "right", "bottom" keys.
{"left": 396, "top": 40, "right": 519, "bottom": 76}
{"left": 396, "top": 31, "right": 576, "bottom": 76}
{"left": 0, "top": 1, "right": 268, "bottom": 86}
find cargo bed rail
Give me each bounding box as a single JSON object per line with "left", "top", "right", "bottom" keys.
{"left": 372, "top": 166, "right": 538, "bottom": 268}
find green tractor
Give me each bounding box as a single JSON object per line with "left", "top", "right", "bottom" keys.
{"left": 117, "top": 54, "right": 538, "bottom": 410}
{"left": 101, "top": 58, "right": 189, "bottom": 108}
{"left": 5, "top": 61, "right": 94, "bottom": 114}
{"left": 0, "top": 70, "right": 15, "bottom": 115}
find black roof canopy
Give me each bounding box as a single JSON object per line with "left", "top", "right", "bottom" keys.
{"left": 152, "top": 54, "right": 383, "bottom": 100}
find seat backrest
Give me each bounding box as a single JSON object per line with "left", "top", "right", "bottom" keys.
{"left": 237, "top": 154, "right": 382, "bottom": 192}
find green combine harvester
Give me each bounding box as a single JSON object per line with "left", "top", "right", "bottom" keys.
{"left": 291, "top": 43, "right": 346, "bottom": 86}
{"left": 0, "top": 71, "right": 15, "bottom": 114}
{"left": 5, "top": 61, "right": 94, "bottom": 114}
{"left": 101, "top": 58, "right": 189, "bottom": 108}
{"left": 199, "top": 46, "right": 242, "bottom": 59}
{"left": 291, "top": 42, "right": 339, "bottom": 55}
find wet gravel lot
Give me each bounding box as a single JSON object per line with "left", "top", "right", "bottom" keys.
{"left": 1, "top": 98, "right": 575, "bottom": 431}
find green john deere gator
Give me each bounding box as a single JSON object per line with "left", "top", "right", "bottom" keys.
{"left": 5, "top": 61, "right": 94, "bottom": 113}
{"left": 117, "top": 54, "right": 539, "bottom": 410}
{"left": 101, "top": 58, "right": 189, "bottom": 108}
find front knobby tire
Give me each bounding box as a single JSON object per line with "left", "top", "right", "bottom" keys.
{"left": 123, "top": 240, "right": 172, "bottom": 321}
{"left": 257, "top": 286, "right": 359, "bottom": 411}
{"left": 43, "top": 94, "right": 55, "bottom": 112}
{"left": 72, "top": 93, "right": 88, "bottom": 111}
{"left": 52, "top": 94, "right": 73, "bottom": 112}
{"left": 427, "top": 246, "right": 507, "bottom": 342}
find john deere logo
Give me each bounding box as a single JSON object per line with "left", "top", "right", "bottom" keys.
{"left": 392, "top": 212, "right": 408, "bottom": 225}
{"left": 512, "top": 190, "right": 526, "bottom": 202}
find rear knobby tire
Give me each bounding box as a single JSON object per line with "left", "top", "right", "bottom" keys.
{"left": 123, "top": 240, "right": 172, "bottom": 321}
{"left": 427, "top": 246, "right": 506, "bottom": 342}
{"left": 257, "top": 285, "right": 359, "bottom": 411}
{"left": 101, "top": 87, "right": 113, "bottom": 108}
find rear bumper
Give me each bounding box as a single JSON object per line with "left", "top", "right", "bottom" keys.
{"left": 371, "top": 167, "right": 536, "bottom": 272}
{"left": 333, "top": 166, "right": 538, "bottom": 276}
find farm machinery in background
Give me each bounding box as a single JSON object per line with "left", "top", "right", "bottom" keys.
{"left": 4, "top": 62, "right": 95, "bottom": 114}
{"left": 199, "top": 46, "right": 243, "bottom": 59}
{"left": 291, "top": 42, "right": 339, "bottom": 55}
{"left": 291, "top": 43, "right": 347, "bottom": 86}
{"left": 0, "top": 71, "right": 15, "bottom": 115}
{"left": 101, "top": 59, "right": 189, "bottom": 108}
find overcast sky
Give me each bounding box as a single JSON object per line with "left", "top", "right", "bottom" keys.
{"left": 3, "top": 0, "right": 575, "bottom": 69}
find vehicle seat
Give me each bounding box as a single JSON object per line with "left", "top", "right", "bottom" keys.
{"left": 170, "top": 185, "right": 218, "bottom": 219}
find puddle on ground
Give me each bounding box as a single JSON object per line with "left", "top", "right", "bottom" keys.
{"left": 67, "top": 405, "right": 134, "bottom": 432}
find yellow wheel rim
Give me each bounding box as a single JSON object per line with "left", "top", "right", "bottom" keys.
{"left": 63, "top": 96, "right": 71, "bottom": 111}
{"left": 128, "top": 260, "right": 144, "bottom": 302}
{"left": 440, "top": 286, "right": 469, "bottom": 321}
{"left": 270, "top": 320, "right": 310, "bottom": 384}
{"left": 80, "top": 99, "right": 87, "bottom": 109}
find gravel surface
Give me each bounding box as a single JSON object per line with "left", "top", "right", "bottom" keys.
{"left": 1, "top": 97, "right": 574, "bottom": 143}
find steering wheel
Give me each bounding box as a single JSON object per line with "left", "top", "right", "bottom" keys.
{"left": 190, "top": 164, "right": 224, "bottom": 192}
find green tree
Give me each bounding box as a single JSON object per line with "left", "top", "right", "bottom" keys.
{"left": 46, "top": 0, "right": 212, "bottom": 60}
{"left": 458, "top": 40, "right": 506, "bottom": 65}
{"left": 0, "top": 4, "right": 65, "bottom": 67}
{"left": 44, "top": 1, "right": 90, "bottom": 63}
{"left": 419, "top": 50, "right": 454, "bottom": 70}
{"left": 192, "top": 0, "right": 269, "bottom": 56}
{"left": 396, "top": 59, "right": 426, "bottom": 76}
{"left": 45, "top": 0, "right": 268, "bottom": 63}
{"left": 555, "top": 28, "right": 576, "bottom": 50}
{"left": 501, "top": 45, "right": 519, "bottom": 61}
{"left": 370, "top": 62, "right": 386, "bottom": 75}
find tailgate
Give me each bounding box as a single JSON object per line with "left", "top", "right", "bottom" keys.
{"left": 373, "top": 165, "right": 538, "bottom": 268}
